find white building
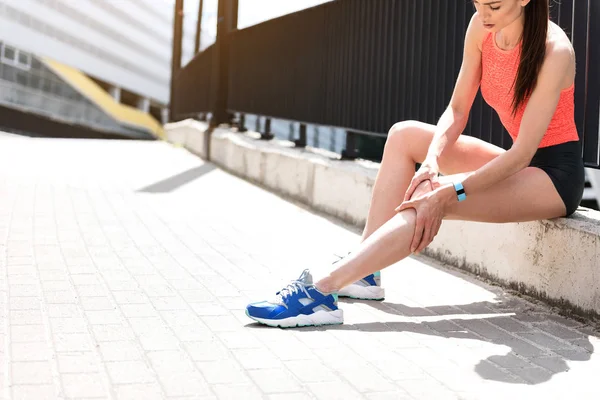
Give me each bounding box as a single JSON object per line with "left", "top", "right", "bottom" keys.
{"left": 0, "top": 0, "right": 212, "bottom": 103}
{"left": 0, "top": 0, "right": 210, "bottom": 137}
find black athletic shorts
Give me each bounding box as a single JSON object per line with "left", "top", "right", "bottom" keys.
{"left": 529, "top": 140, "right": 585, "bottom": 217}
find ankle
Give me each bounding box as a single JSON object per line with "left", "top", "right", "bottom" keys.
{"left": 315, "top": 278, "right": 339, "bottom": 294}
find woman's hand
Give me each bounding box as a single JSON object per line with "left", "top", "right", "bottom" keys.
{"left": 404, "top": 160, "right": 441, "bottom": 202}
{"left": 395, "top": 184, "right": 455, "bottom": 254}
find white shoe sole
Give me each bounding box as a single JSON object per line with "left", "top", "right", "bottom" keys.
{"left": 246, "top": 309, "right": 344, "bottom": 328}
{"left": 338, "top": 284, "right": 385, "bottom": 300}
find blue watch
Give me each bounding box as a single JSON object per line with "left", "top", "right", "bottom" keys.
{"left": 453, "top": 182, "right": 467, "bottom": 202}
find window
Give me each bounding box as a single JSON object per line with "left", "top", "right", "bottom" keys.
{"left": 1, "top": 44, "right": 16, "bottom": 62}
{"left": 29, "top": 75, "right": 40, "bottom": 90}
{"left": 16, "top": 70, "right": 27, "bottom": 86}
{"left": 31, "top": 58, "right": 42, "bottom": 70}
{"left": 42, "top": 79, "right": 52, "bottom": 93}
{"left": 0, "top": 65, "right": 13, "bottom": 82}
{"left": 1, "top": 44, "right": 32, "bottom": 70}
{"left": 18, "top": 51, "right": 31, "bottom": 67}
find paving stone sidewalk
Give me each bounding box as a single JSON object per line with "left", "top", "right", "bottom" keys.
{"left": 0, "top": 131, "right": 599, "bottom": 400}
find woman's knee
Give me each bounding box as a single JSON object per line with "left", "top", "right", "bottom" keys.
{"left": 385, "top": 120, "right": 430, "bottom": 152}
{"left": 388, "top": 120, "right": 418, "bottom": 141}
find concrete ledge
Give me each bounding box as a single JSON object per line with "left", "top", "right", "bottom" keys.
{"left": 164, "top": 119, "right": 210, "bottom": 159}
{"left": 164, "top": 119, "right": 600, "bottom": 317}
{"left": 426, "top": 215, "right": 600, "bottom": 317}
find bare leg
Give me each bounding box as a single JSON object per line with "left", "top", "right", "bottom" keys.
{"left": 316, "top": 163, "right": 567, "bottom": 294}
{"left": 246, "top": 165, "right": 565, "bottom": 327}
{"left": 318, "top": 180, "right": 432, "bottom": 293}
{"left": 331, "top": 121, "right": 504, "bottom": 293}
{"left": 360, "top": 124, "right": 416, "bottom": 242}
{"left": 359, "top": 121, "right": 505, "bottom": 243}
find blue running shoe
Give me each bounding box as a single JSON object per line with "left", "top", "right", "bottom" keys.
{"left": 246, "top": 269, "right": 343, "bottom": 328}
{"left": 333, "top": 252, "right": 385, "bottom": 300}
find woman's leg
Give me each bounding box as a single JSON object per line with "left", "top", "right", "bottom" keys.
{"left": 319, "top": 179, "right": 432, "bottom": 293}
{"left": 245, "top": 166, "right": 565, "bottom": 327}
{"left": 316, "top": 166, "right": 566, "bottom": 293}
{"left": 360, "top": 120, "right": 505, "bottom": 242}
{"left": 336, "top": 120, "right": 506, "bottom": 299}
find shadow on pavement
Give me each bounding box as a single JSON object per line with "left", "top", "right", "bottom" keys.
{"left": 246, "top": 297, "right": 597, "bottom": 385}
{"left": 137, "top": 163, "right": 217, "bottom": 193}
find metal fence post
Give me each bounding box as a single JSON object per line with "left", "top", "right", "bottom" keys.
{"left": 211, "top": 0, "right": 238, "bottom": 127}
{"left": 194, "top": 0, "right": 204, "bottom": 54}
{"left": 261, "top": 118, "right": 274, "bottom": 140}
{"left": 294, "top": 124, "right": 307, "bottom": 148}
{"left": 169, "top": 0, "right": 184, "bottom": 122}
{"left": 341, "top": 131, "right": 358, "bottom": 160}
{"left": 237, "top": 113, "right": 247, "bottom": 132}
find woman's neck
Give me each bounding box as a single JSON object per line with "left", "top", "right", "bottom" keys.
{"left": 497, "top": 12, "right": 525, "bottom": 50}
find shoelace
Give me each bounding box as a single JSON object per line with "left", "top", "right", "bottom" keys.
{"left": 274, "top": 280, "right": 311, "bottom": 307}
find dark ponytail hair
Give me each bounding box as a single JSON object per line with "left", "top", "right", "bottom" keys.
{"left": 512, "top": 0, "right": 549, "bottom": 116}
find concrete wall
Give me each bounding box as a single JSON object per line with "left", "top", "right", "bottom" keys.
{"left": 165, "top": 120, "right": 600, "bottom": 317}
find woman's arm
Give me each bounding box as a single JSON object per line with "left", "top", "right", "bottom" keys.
{"left": 425, "top": 13, "right": 485, "bottom": 164}
{"left": 398, "top": 43, "right": 573, "bottom": 253}
{"left": 454, "top": 43, "right": 573, "bottom": 201}
{"left": 404, "top": 13, "right": 485, "bottom": 199}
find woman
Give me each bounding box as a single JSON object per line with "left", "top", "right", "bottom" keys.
{"left": 246, "top": 0, "right": 585, "bottom": 327}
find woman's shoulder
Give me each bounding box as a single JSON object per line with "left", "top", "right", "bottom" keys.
{"left": 466, "top": 12, "right": 489, "bottom": 51}
{"left": 546, "top": 21, "right": 575, "bottom": 60}
{"left": 543, "top": 21, "right": 576, "bottom": 89}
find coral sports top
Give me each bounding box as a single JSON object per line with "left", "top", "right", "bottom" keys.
{"left": 480, "top": 32, "right": 579, "bottom": 148}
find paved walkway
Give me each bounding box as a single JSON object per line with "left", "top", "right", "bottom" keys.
{"left": 0, "top": 131, "right": 599, "bottom": 400}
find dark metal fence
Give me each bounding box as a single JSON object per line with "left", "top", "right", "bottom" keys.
{"left": 172, "top": 44, "right": 214, "bottom": 119}
{"left": 172, "top": 0, "right": 600, "bottom": 168}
